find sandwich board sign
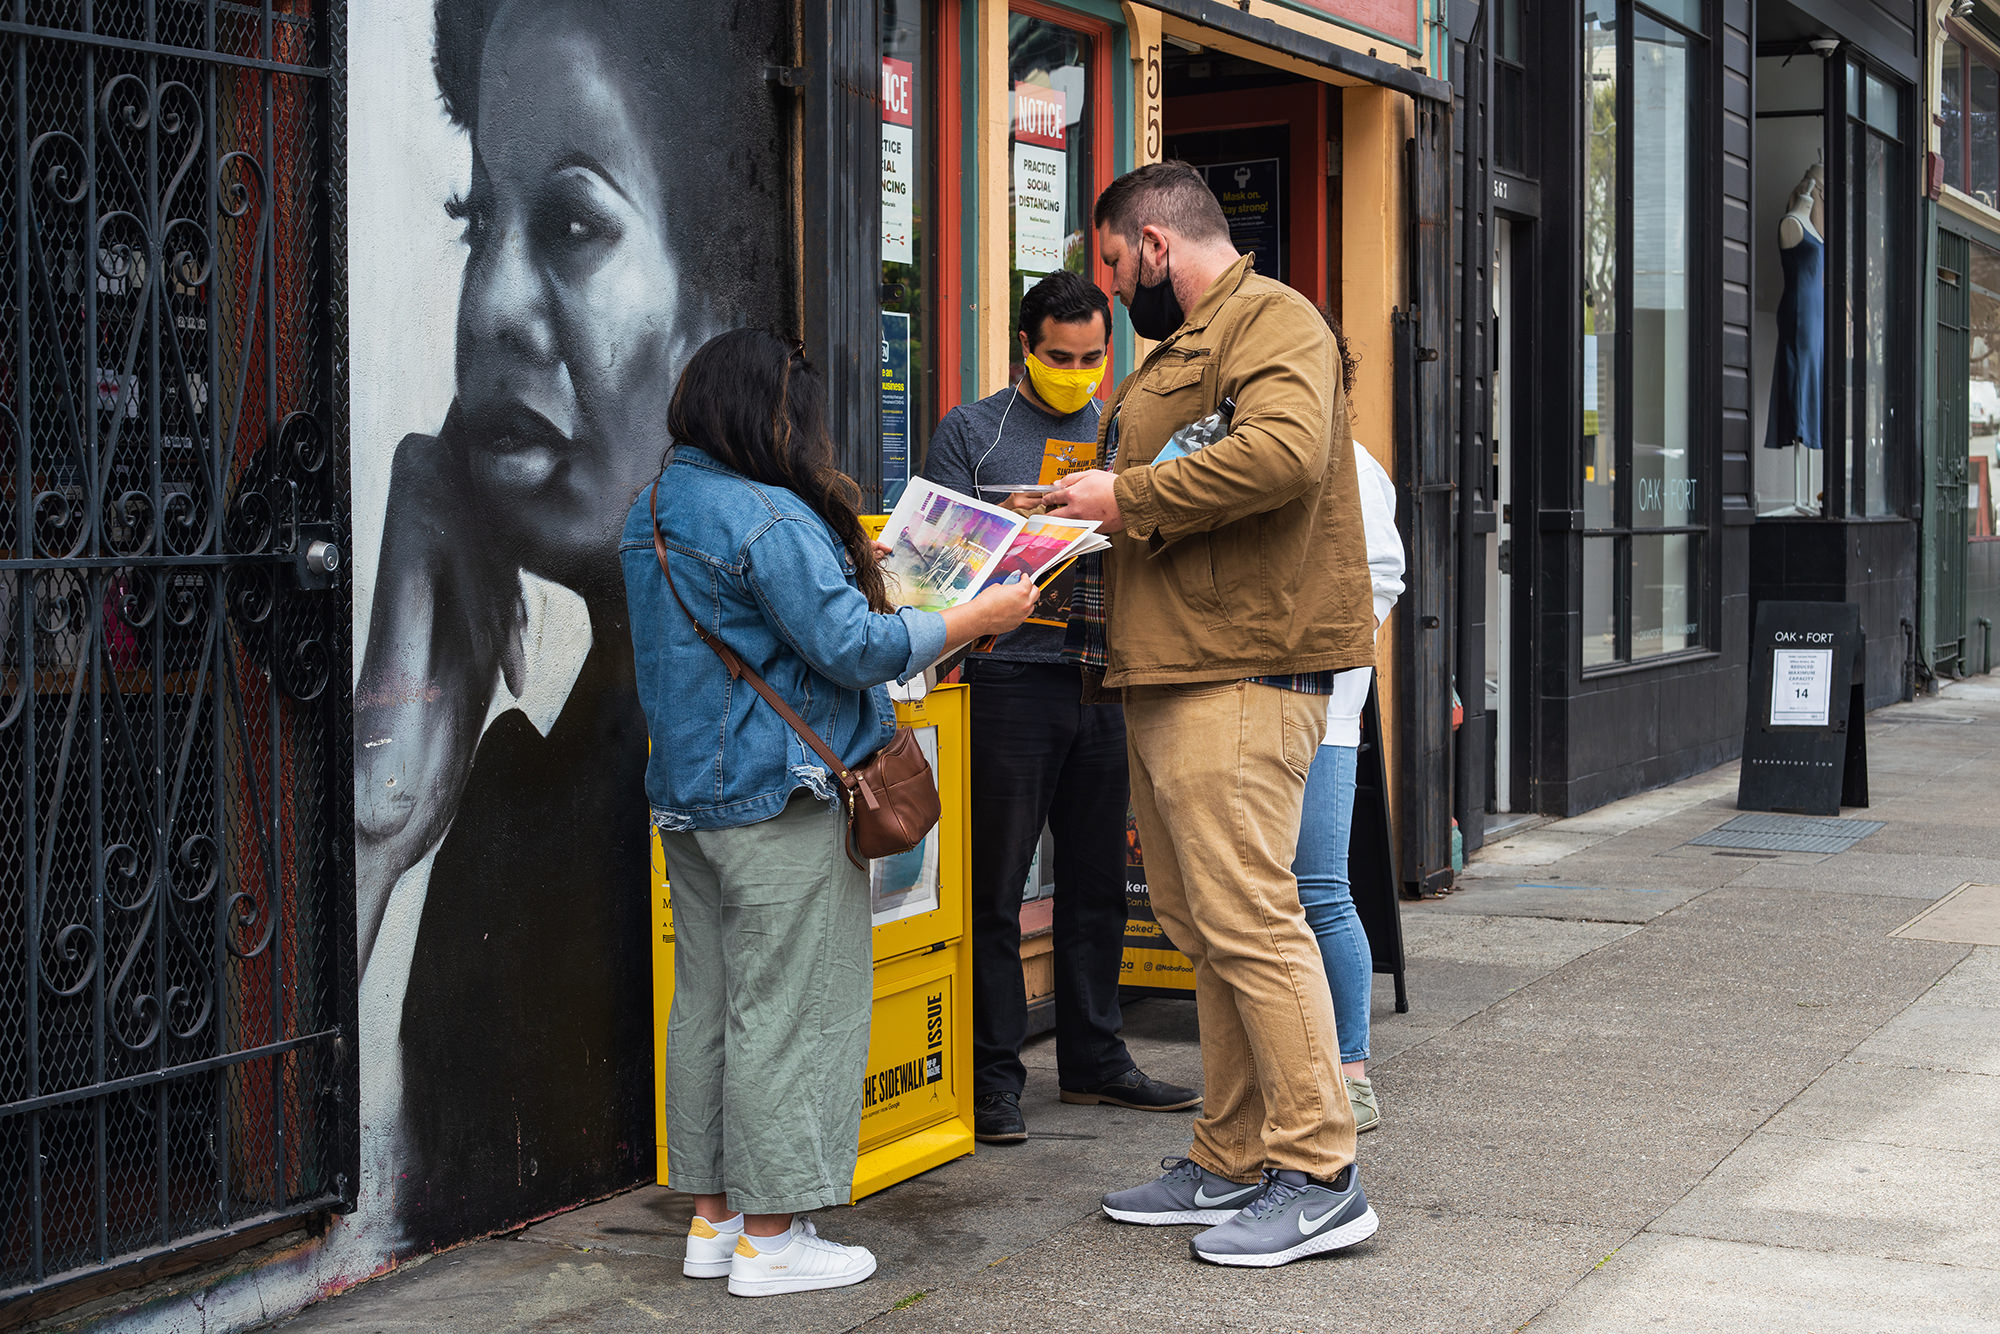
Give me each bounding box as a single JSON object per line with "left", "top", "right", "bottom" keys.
{"left": 1738, "top": 601, "right": 1868, "bottom": 817}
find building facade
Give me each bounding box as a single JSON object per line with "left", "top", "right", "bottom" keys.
{"left": 1451, "top": 0, "right": 1925, "bottom": 855}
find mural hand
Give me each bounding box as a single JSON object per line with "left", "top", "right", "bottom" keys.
{"left": 355, "top": 429, "right": 529, "bottom": 972}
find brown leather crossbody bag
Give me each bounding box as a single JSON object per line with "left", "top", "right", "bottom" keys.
{"left": 650, "top": 482, "right": 940, "bottom": 870}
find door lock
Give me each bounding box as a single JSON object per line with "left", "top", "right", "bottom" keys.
{"left": 289, "top": 522, "right": 341, "bottom": 590}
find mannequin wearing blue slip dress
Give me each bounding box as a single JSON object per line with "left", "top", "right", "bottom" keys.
{"left": 1766, "top": 166, "right": 1826, "bottom": 452}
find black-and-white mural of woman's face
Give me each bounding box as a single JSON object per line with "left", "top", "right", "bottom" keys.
{"left": 448, "top": 0, "right": 686, "bottom": 587}
{"left": 345, "top": 0, "right": 789, "bottom": 1250}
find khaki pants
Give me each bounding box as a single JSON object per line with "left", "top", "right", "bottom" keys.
{"left": 1124, "top": 680, "right": 1357, "bottom": 1182}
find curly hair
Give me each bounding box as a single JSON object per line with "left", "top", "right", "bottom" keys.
{"left": 1316, "top": 305, "right": 1361, "bottom": 409}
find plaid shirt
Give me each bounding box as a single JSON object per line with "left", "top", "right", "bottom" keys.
{"left": 1248, "top": 670, "right": 1340, "bottom": 694}
{"left": 1061, "top": 412, "right": 1118, "bottom": 674}
{"left": 1062, "top": 410, "right": 1337, "bottom": 696}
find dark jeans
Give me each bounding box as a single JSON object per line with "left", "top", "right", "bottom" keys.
{"left": 965, "top": 658, "right": 1134, "bottom": 1097}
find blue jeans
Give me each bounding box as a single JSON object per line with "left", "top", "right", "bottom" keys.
{"left": 1293, "top": 744, "right": 1370, "bottom": 1064}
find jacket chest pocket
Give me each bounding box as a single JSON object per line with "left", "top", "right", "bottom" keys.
{"left": 1123, "top": 353, "right": 1214, "bottom": 464}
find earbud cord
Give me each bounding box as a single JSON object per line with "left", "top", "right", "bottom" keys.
{"left": 972, "top": 384, "right": 1021, "bottom": 494}
{"left": 971, "top": 378, "right": 1104, "bottom": 493}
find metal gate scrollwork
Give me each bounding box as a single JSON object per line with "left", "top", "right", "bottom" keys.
{"left": 1, "top": 0, "right": 355, "bottom": 1304}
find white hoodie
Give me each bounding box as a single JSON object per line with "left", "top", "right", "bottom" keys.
{"left": 1325, "top": 440, "right": 1406, "bottom": 748}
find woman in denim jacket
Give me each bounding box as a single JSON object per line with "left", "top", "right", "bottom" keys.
{"left": 621, "top": 330, "right": 1033, "bottom": 1297}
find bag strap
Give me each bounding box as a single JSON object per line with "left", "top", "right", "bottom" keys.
{"left": 650, "top": 479, "right": 860, "bottom": 795}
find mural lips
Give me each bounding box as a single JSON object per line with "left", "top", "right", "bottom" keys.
{"left": 461, "top": 397, "right": 576, "bottom": 494}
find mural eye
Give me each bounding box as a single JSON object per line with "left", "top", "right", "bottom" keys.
{"left": 444, "top": 191, "right": 490, "bottom": 248}
{"left": 537, "top": 200, "right": 618, "bottom": 254}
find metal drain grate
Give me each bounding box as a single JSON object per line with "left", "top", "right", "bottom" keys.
{"left": 1685, "top": 813, "right": 1885, "bottom": 854}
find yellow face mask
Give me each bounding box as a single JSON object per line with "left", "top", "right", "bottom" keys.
{"left": 1023, "top": 352, "right": 1104, "bottom": 416}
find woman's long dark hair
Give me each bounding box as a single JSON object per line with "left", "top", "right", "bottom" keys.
{"left": 667, "top": 329, "right": 890, "bottom": 610}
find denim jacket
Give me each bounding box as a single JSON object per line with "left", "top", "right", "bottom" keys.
{"left": 620, "top": 446, "right": 946, "bottom": 831}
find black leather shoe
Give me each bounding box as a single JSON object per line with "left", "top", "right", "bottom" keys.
{"left": 974, "top": 1090, "right": 1027, "bottom": 1143}
{"left": 1060, "top": 1067, "right": 1201, "bottom": 1112}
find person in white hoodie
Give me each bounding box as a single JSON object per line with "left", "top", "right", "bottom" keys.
{"left": 1292, "top": 319, "right": 1406, "bottom": 1136}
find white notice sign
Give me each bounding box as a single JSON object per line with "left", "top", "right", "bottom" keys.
{"left": 881, "top": 122, "right": 913, "bottom": 265}
{"left": 1769, "top": 648, "right": 1834, "bottom": 727}
{"left": 1012, "top": 142, "right": 1066, "bottom": 274}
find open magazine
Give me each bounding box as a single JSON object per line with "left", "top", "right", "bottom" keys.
{"left": 876, "top": 476, "right": 1109, "bottom": 612}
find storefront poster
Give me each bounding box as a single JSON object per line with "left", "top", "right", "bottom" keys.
{"left": 1769, "top": 647, "right": 1834, "bottom": 727}
{"left": 881, "top": 310, "right": 911, "bottom": 500}
{"left": 1198, "top": 159, "right": 1282, "bottom": 283}
{"left": 1013, "top": 82, "right": 1067, "bottom": 274}
{"left": 871, "top": 726, "right": 942, "bottom": 926}
{"left": 881, "top": 58, "right": 914, "bottom": 265}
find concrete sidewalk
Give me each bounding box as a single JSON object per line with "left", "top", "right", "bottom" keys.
{"left": 259, "top": 677, "right": 2000, "bottom": 1333}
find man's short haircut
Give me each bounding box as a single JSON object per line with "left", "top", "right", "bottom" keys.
{"left": 1017, "top": 270, "right": 1112, "bottom": 346}
{"left": 1092, "top": 160, "right": 1231, "bottom": 247}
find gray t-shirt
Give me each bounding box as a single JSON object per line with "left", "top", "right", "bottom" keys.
{"left": 920, "top": 383, "right": 1104, "bottom": 663}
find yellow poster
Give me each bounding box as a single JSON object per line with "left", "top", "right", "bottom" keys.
{"left": 1038, "top": 435, "right": 1098, "bottom": 484}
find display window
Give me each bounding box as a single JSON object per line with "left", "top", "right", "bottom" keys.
{"left": 1938, "top": 28, "right": 2000, "bottom": 214}
{"left": 1967, "top": 241, "right": 2000, "bottom": 540}
{"left": 1007, "top": 3, "right": 1115, "bottom": 387}
{"left": 1750, "top": 50, "right": 1826, "bottom": 517}
{"left": 1842, "top": 59, "right": 1904, "bottom": 517}
{"left": 1579, "top": 0, "right": 1708, "bottom": 668}
{"left": 880, "top": 0, "right": 965, "bottom": 503}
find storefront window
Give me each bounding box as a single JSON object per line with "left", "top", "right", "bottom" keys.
{"left": 1971, "top": 244, "right": 2000, "bottom": 538}
{"left": 881, "top": 3, "right": 929, "bottom": 503}
{"left": 1845, "top": 62, "right": 1902, "bottom": 517}
{"left": 1750, "top": 53, "right": 1824, "bottom": 516}
{"left": 1938, "top": 31, "right": 2000, "bottom": 211}
{"left": 1494, "top": 0, "right": 1528, "bottom": 175}
{"left": 1008, "top": 12, "right": 1097, "bottom": 383}
{"left": 1579, "top": 0, "right": 1706, "bottom": 668}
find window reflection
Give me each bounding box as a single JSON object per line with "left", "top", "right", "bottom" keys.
{"left": 1944, "top": 43, "right": 1964, "bottom": 195}
{"left": 1848, "top": 65, "right": 1900, "bottom": 517}
{"left": 1579, "top": 1, "right": 1703, "bottom": 668}
{"left": 1971, "top": 244, "right": 2000, "bottom": 537}
{"left": 881, "top": 1, "right": 932, "bottom": 503}
{"left": 1582, "top": 1, "right": 1617, "bottom": 529}
{"left": 1974, "top": 61, "right": 1999, "bottom": 208}
{"left": 1632, "top": 17, "right": 1694, "bottom": 532}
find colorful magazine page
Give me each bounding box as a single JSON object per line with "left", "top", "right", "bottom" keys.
{"left": 983, "top": 513, "right": 1103, "bottom": 587}
{"left": 876, "top": 477, "right": 1027, "bottom": 611}
{"left": 1024, "top": 537, "right": 1110, "bottom": 591}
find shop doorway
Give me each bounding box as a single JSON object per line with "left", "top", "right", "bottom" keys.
{"left": 1162, "top": 47, "right": 1339, "bottom": 311}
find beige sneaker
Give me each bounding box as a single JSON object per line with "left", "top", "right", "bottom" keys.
{"left": 1346, "top": 1076, "right": 1380, "bottom": 1134}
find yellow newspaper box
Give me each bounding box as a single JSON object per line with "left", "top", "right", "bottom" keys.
{"left": 651, "top": 684, "right": 974, "bottom": 1200}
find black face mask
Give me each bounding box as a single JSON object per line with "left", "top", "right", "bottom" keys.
{"left": 1125, "top": 252, "right": 1185, "bottom": 342}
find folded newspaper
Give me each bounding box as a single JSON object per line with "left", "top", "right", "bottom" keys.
{"left": 876, "top": 476, "right": 1108, "bottom": 613}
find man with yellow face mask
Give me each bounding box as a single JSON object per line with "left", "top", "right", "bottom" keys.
{"left": 920, "top": 271, "right": 1199, "bottom": 1145}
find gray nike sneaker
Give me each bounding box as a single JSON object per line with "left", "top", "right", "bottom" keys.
{"left": 1188, "top": 1166, "right": 1378, "bottom": 1267}
{"left": 1101, "top": 1157, "right": 1269, "bottom": 1226}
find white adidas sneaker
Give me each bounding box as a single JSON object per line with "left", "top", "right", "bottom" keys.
{"left": 726, "top": 1218, "right": 877, "bottom": 1298}
{"left": 683, "top": 1212, "right": 744, "bottom": 1279}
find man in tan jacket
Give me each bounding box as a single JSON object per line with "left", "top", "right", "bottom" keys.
{"left": 1049, "top": 161, "right": 1379, "bottom": 1268}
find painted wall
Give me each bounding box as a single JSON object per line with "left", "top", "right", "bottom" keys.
{"left": 87, "top": 1, "right": 790, "bottom": 1326}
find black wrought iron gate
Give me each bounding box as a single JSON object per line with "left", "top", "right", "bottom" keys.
{"left": 1, "top": 0, "right": 354, "bottom": 1305}
{"left": 1395, "top": 96, "right": 1457, "bottom": 898}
